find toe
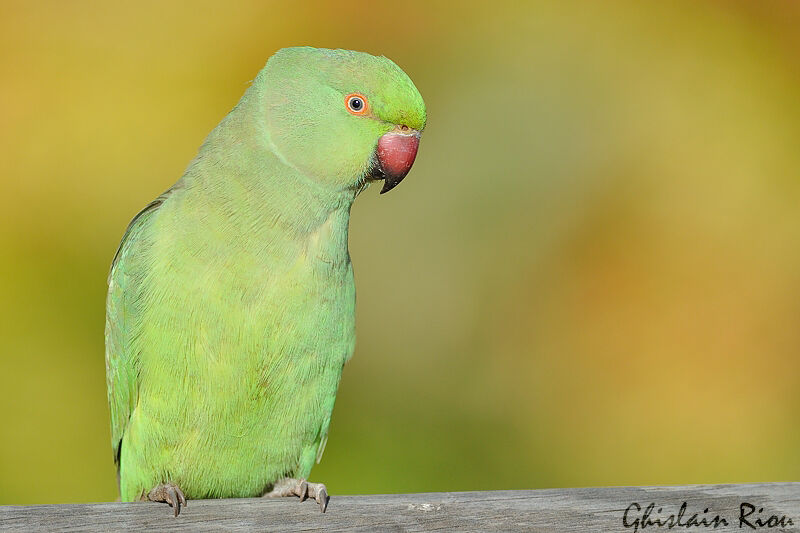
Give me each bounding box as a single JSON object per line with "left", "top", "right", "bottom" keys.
{"left": 164, "top": 487, "right": 181, "bottom": 516}
{"left": 166, "top": 486, "right": 180, "bottom": 517}
{"left": 177, "top": 486, "right": 187, "bottom": 508}
{"left": 296, "top": 480, "right": 309, "bottom": 502}
{"left": 316, "top": 485, "right": 329, "bottom": 513}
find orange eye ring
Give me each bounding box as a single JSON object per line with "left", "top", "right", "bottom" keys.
{"left": 345, "top": 93, "right": 369, "bottom": 115}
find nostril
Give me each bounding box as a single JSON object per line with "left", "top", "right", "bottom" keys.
{"left": 400, "top": 124, "right": 409, "bottom": 132}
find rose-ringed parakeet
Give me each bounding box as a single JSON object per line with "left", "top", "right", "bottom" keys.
{"left": 105, "top": 47, "right": 425, "bottom": 516}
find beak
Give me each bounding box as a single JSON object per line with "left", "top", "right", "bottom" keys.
{"left": 372, "top": 127, "right": 421, "bottom": 194}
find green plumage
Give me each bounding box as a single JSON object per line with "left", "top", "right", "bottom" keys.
{"left": 105, "top": 47, "right": 425, "bottom": 502}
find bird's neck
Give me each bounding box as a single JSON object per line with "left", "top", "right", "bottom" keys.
{"left": 176, "top": 99, "right": 360, "bottom": 260}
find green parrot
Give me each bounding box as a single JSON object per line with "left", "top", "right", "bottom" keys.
{"left": 105, "top": 47, "right": 425, "bottom": 516}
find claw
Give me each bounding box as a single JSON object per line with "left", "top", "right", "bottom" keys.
{"left": 297, "top": 480, "right": 309, "bottom": 502}
{"left": 178, "top": 488, "right": 187, "bottom": 508}
{"left": 263, "top": 478, "right": 329, "bottom": 512}
{"left": 167, "top": 487, "right": 179, "bottom": 517}
{"left": 316, "top": 485, "right": 329, "bottom": 513}
{"left": 147, "top": 482, "right": 187, "bottom": 517}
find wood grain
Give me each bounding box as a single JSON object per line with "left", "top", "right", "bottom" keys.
{"left": 1, "top": 483, "right": 798, "bottom": 532}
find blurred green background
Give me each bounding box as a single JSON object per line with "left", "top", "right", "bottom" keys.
{"left": 2, "top": 0, "right": 799, "bottom": 504}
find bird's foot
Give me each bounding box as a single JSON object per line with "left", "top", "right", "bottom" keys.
{"left": 147, "top": 482, "right": 187, "bottom": 517}
{"left": 263, "top": 478, "right": 329, "bottom": 512}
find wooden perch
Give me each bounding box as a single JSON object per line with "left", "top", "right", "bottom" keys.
{"left": 1, "top": 483, "right": 798, "bottom": 532}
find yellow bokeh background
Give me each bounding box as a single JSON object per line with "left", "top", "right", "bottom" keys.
{"left": 1, "top": 1, "right": 799, "bottom": 504}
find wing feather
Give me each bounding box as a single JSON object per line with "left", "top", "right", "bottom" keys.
{"left": 105, "top": 192, "right": 170, "bottom": 465}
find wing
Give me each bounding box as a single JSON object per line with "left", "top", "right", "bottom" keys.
{"left": 104, "top": 193, "right": 169, "bottom": 466}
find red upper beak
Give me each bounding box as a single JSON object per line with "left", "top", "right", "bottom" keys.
{"left": 375, "top": 130, "right": 420, "bottom": 194}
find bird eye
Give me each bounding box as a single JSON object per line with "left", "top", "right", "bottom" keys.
{"left": 345, "top": 93, "right": 368, "bottom": 115}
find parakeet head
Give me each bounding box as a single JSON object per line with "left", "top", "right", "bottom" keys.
{"left": 257, "top": 47, "right": 426, "bottom": 194}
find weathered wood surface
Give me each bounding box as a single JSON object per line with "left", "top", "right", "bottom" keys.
{"left": 1, "top": 483, "right": 798, "bottom": 532}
